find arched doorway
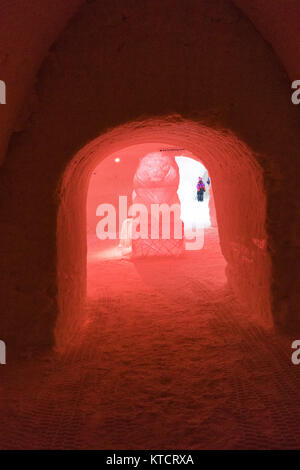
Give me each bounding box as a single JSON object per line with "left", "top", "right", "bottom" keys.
{"left": 1, "top": 0, "right": 298, "bottom": 355}
{"left": 56, "top": 119, "right": 271, "bottom": 352}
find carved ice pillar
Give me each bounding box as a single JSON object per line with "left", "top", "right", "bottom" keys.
{"left": 131, "top": 153, "right": 184, "bottom": 257}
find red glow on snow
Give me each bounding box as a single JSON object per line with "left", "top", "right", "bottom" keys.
{"left": 86, "top": 143, "right": 224, "bottom": 300}
{"left": 56, "top": 120, "right": 271, "bottom": 353}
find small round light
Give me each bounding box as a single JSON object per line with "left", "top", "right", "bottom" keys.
{"left": 114, "top": 157, "right": 120, "bottom": 163}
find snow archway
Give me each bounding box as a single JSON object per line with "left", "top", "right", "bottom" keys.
{"left": 56, "top": 119, "right": 271, "bottom": 352}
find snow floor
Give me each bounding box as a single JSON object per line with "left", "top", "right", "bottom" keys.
{"left": 0, "top": 229, "right": 299, "bottom": 449}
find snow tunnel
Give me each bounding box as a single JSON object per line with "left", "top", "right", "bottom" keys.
{"left": 86, "top": 144, "right": 222, "bottom": 302}
{"left": 55, "top": 118, "right": 271, "bottom": 352}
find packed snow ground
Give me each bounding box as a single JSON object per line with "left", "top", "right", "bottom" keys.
{"left": 0, "top": 229, "right": 299, "bottom": 449}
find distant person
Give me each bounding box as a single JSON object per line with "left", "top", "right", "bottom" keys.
{"left": 197, "top": 177, "right": 206, "bottom": 201}
{"left": 207, "top": 177, "right": 211, "bottom": 186}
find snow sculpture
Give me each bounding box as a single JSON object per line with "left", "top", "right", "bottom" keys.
{"left": 131, "top": 153, "right": 184, "bottom": 258}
